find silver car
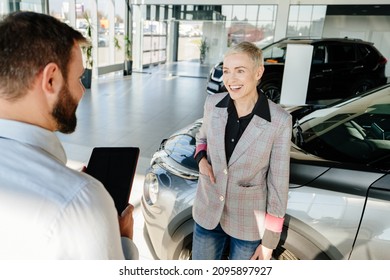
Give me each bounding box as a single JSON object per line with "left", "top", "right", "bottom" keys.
{"left": 142, "top": 85, "right": 390, "bottom": 260}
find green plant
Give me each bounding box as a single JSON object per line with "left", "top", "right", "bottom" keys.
{"left": 124, "top": 35, "right": 132, "bottom": 61}
{"left": 199, "top": 38, "right": 209, "bottom": 55}
{"left": 81, "top": 13, "right": 93, "bottom": 69}
{"left": 114, "top": 36, "right": 121, "bottom": 51}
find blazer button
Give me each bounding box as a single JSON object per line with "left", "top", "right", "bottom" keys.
{"left": 219, "top": 195, "right": 224, "bottom": 201}
{"left": 223, "top": 169, "right": 227, "bottom": 175}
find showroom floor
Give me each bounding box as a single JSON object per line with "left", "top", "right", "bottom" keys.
{"left": 57, "top": 60, "right": 211, "bottom": 260}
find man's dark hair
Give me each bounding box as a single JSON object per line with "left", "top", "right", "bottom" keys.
{"left": 0, "top": 11, "right": 88, "bottom": 100}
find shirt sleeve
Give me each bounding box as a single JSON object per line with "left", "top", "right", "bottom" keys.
{"left": 121, "top": 237, "right": 139, "bottom": 260}
{"left": 47, "top": 178, "right": 133, "bottom": 259}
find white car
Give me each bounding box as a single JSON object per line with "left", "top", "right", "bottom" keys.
{"left": 142, "top": 84, "right": 390, "bottom": 260}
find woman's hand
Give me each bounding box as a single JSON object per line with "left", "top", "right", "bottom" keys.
{"left": 198, "top": 157, "right": 216, "bottom": 184}
{"left": 250, "top": 244, "right": 273, "bottom": 260}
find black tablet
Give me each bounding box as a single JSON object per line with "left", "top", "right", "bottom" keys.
{"left": 86, "top": 147, "right": 140, "bottom": 214}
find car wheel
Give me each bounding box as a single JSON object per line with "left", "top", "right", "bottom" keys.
{"left": 351, "top": 80, "right": 373, "bottom": 95}
{"left": 260, "top": 82, "right": 282, "bottom": 103}
{"left": 273, "top": 246, "right": 299, "bottom": 260}
{"left": 177, "top": 243, "right": 299, "bottom": 260}
{"left": 178, "top": 245, "right": 192, "bottom": 260}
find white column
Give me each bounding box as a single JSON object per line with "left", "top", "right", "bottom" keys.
{"left": 132, "top": 4, "right": 143, "bottom": 70}
{"left": 68, "top": 0, "right": 76, "bottom": 28}
{"left": 273, "top": 0, "right": 290, "bottom": 41}
{"left": 166, "top": 18, "right": 175, "bottom": 63}
{"left": 0, "top": 0, "right": 10, "bottom": 15}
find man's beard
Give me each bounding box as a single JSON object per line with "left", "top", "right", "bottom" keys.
{"left": 52, "top": 83, "right": 78, "bottom": 134}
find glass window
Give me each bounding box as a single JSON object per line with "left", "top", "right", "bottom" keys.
{"left": 97, "top": 1, "right": 110, "bottom": 67}
{"left": 224, "top": 5, "right": 277, "bottom": 47}
{"left": 49, "top": 0, "right": 70, "bottom": 23}
{"left": 312, "top": 5, "right": 327, "bottom": 21}
{"left": 297, "top": 5, "right": 313, "bottom": 22}
{"left": 19, "top": 0, "right": 44, "bottom": 12}
{"left": 231, "top": 5, "right": 246, "bottom": 21}
{"left": 76, "top": 0, "right": 92, "bottom": 30}
{"left": 114, "top": 0, "right": 126, "bottom": 64}
{"left": 287, "top": 5, "right": 326, "bottom": 37}
{"left": 222, "top": 6, "right": 233, "bottom": 20}
{"left": 258, "top": 5, "right": 276, "bottom": 21}
{"left": 143, "top": 20, "right": 167, "bottom": 66}
{"left": 288, "top": 5, "right": 299, "bottom": 22}
{"left": 246, "top": 6, "right": 258, "bottom": 21}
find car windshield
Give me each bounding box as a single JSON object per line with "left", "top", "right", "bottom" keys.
{"left": 294, "top": 86, "right": 390, "bottom": 168}
{"left": 262, "top": 42, "right": 288, "bottom": 63}
{"left": 262, "top": 41, "right": 311, "bottom": 63}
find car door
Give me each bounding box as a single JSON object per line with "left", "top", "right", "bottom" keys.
{"left": 287, "top": 160, "right": 385, "bottom": 259}
{"left": 307, "top": 43, "right": 333, "bottom": 103}
{"left": 349, "top": 173, "right": 390, "bottom": 259}
{"left": 324, "top": 42, "right": 358, "bottom": 100}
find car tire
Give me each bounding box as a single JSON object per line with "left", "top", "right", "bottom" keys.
{"left": 273, "top": 246, "right": 299, "bottom": 260}
{"left": 178, "top": 243, "right": 299, "bottom": 260}
{"left": 178, "top": 245, "right": 192, "bottom": 260}
{"left": 259, "top": 82, "right": 282, "bottom": 103}
{"left": 351, "top": 80, "right": 374, "bottom": 95}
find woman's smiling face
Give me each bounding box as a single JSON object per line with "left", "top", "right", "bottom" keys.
{"left": 222, "top": 52, "right": 264, "bottom": 102}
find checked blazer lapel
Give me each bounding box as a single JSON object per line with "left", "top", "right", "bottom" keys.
{"left": 210, "top": 105, "right": 229, "bottom": 167}
{"left": 228, "top": 116, "right": 268, "bottom": 167}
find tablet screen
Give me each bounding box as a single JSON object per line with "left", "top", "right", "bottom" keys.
{"left": 86, "top": 147, "right": 140, "bottom": 214}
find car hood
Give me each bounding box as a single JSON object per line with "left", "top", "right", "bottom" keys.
{"left": 151, "top": 119, "right": 202, "bottom": 180}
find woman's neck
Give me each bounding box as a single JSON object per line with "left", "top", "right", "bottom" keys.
{"left": 234, "top": 92, "right": 259, "bottom": 118}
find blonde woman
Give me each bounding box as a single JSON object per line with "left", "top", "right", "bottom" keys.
{"left": 192, "top": 41, "right": 292, "bottom": 260}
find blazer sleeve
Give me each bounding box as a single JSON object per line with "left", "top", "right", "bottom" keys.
{"left": 262, "top": 112, "right": 292, "bottom": 249}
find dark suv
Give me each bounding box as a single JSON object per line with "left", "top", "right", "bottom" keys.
{"left": 207, "top": 37, "right": 388, "bottom": 104}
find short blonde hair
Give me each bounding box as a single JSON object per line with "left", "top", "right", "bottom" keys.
{"left": 224, "top": 41, "right": 264, "bottom": 68}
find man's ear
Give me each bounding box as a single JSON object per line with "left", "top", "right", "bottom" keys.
{"left": 41, "top": 62, "right": 63, "bottom": 96}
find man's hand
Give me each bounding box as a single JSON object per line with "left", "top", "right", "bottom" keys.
{"left": 250, "top": 244, "right": 273, "bottom": 260}
{"left": 119, "top": 204, "right": 135, "bottom": 239}
{"left": 198, "top": 157, "right": 216, "bottom": 184}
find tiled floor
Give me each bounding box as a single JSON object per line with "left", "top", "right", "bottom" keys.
{"left": 57, "top": 61, "right": 211, "bottom": 259}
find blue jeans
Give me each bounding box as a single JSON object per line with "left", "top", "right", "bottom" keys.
{"left": 192, "top": 222, "right": 260, "bottom": 260}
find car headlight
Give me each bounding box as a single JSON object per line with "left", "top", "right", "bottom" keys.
{"left": 143, "top": 172, "right": 159, "bottom": 205}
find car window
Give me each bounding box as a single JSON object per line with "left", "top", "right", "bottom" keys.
{"left": 295, "top": 88, "right": 390, "bottom": 169}
{"left": 356, "top": 44, "right": 370, "bottom": 60}
{"left": 262, "top": 43, "right": 287, "bottom": 63}
{"left": 327, "top": 44, "right": 356, "bottom": 63}
{"left": 312, "top": 45, "right": 326, "bottom": 64}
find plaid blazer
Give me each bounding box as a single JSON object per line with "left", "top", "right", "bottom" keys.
{"left": 193, "top": 92, "right": 292, "bottom": 243}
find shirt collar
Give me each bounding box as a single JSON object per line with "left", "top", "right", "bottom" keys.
{"left": 0, "top": 119, "right": 67, "bottom": 164}
{"left": 216, "top": 90, "right": 272, "bottom": 122}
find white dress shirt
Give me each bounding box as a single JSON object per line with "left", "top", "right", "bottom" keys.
{"left": 0, "top": 119, "right": 138, "bottom": 259}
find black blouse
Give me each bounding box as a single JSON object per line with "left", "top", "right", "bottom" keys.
{"left": 195, "top": 90, "right": 271, "bottom": 165}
